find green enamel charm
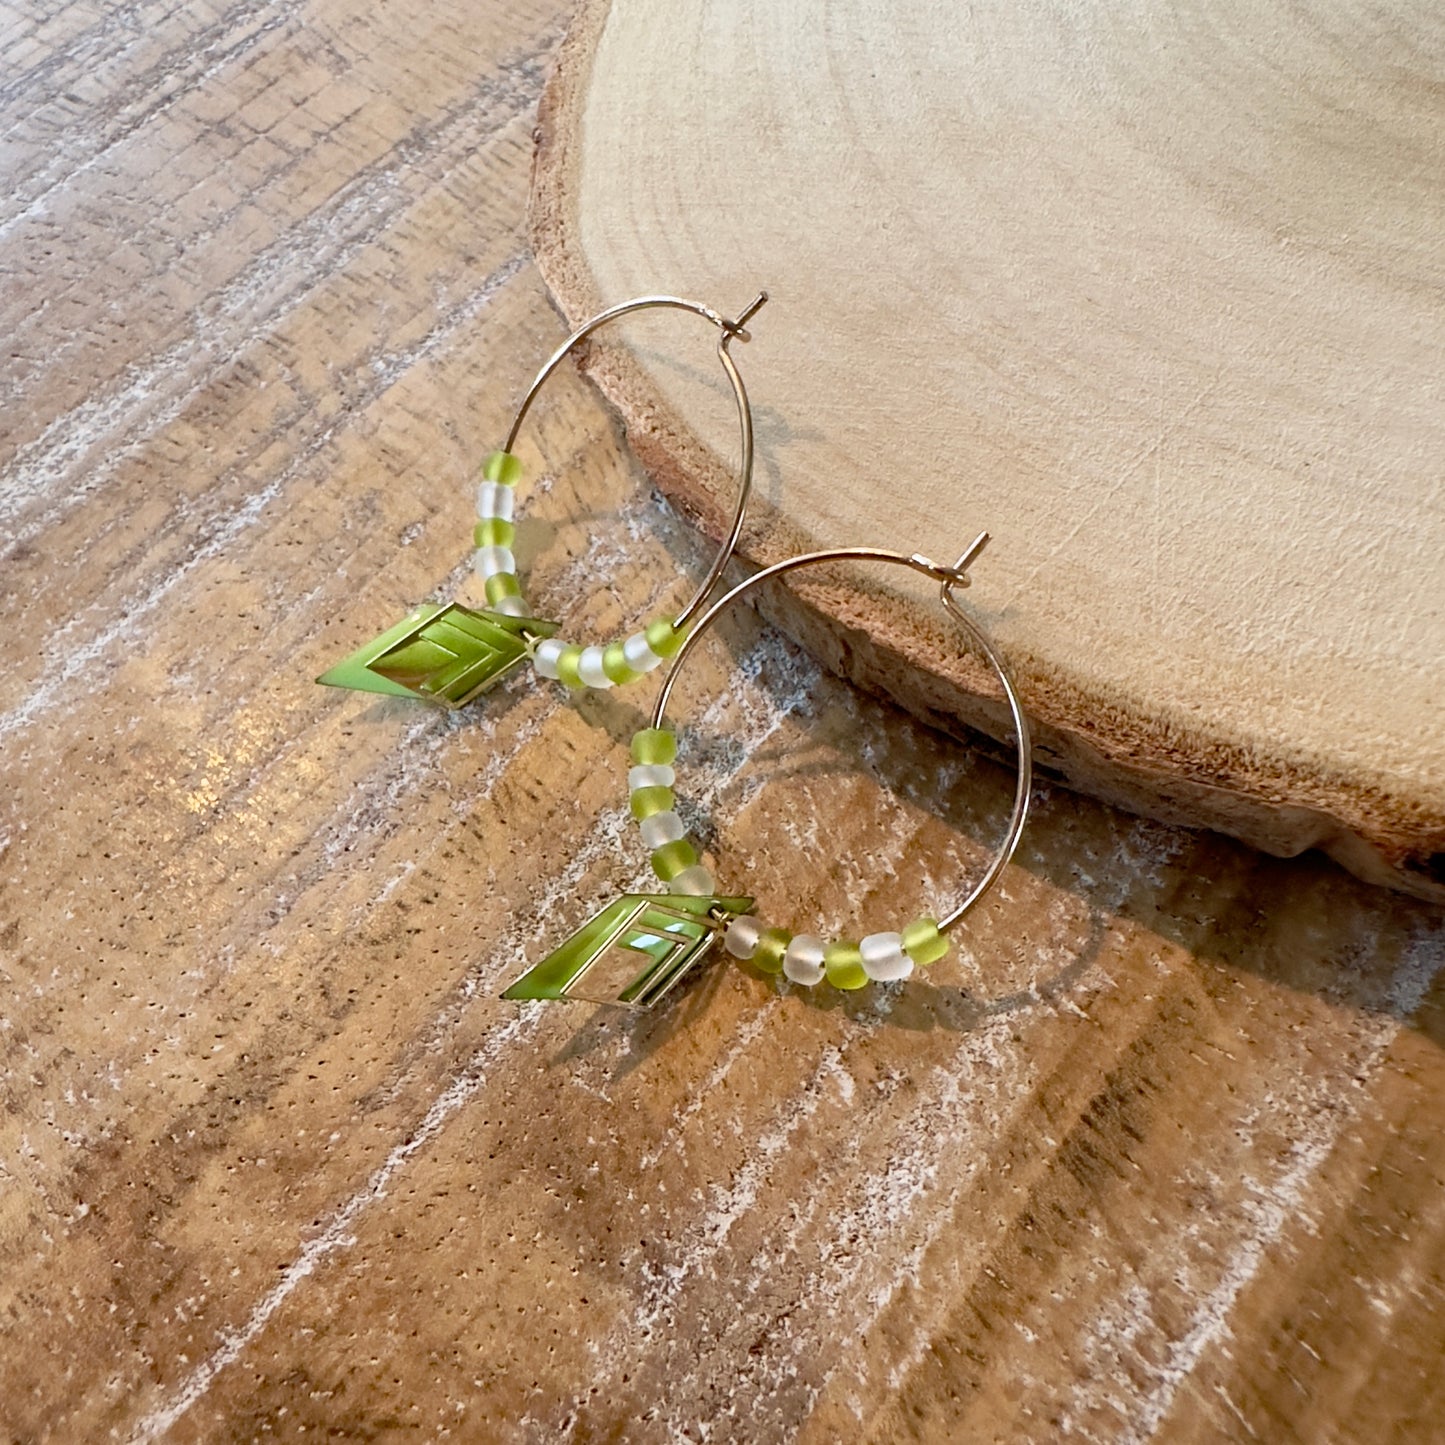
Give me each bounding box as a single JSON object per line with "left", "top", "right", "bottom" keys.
{"left": 316, "top": 603, "right": 558, "bottom": 708}
{"left": 503, "top": 893, "right": 754, "bottom": 1008}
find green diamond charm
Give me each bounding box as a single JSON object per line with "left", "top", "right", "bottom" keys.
{"left": 503, "top": 893, "right": 755, "bottom": 1008}
{"left": 316, "top": 603, "right": 558, "bottom": 708}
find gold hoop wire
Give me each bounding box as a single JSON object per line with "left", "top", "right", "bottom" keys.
{"left": 502, "top": 291, "right": 768, "bottom": 630}
{"left": 649, "top": 536, "right": 1032, "bottom": 932}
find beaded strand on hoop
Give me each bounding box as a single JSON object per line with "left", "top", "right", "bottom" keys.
{"left": 471, "top": 447, "right": 687, "bottom": 689}
{"left": 625, "top": 724, "right": 954, "bottom": 989}
{"left": 625, "top": 539, "right": 1032, "bottom": 992}
{"left": 317, "top": 290, "right": 766, "bottom": 709}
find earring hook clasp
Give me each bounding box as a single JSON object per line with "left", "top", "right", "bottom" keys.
{"left": 911, "top": 531, "right": 991, "bottom": 592}
{"left": 721, "top": 290, "right": 770, "bottom": 344}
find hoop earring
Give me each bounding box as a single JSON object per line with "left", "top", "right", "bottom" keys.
{"left": 503, "top": 535, "right": 1032, "bottom": 1008}
{"left": 317, "top": 290, "right": 769, "bottom": 708}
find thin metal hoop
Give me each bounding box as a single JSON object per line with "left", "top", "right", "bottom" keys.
{"left": 502, "top": 292, "right": 769, "bottom": 631}
{"left": 650, "top": 535, "right": 1033, "bottom": 933}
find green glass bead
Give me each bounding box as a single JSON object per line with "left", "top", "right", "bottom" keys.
{"left": 824, "top": 940, "right": 869, "bottom": 990}
{"left": 555, "top": 645, "right": 585, "bottom": 690}
{"left": 482, "top": 450, "right": 524, "bottom": 486}
{"left": 650, "top": 838, "right": 699, "bottom": 882}
{"left": 473, "top": 517, "right": 516, "bottom": 549}
{"left": 630, "top": 785, "right": 675, "bottom": 820}
{"left": 602, "top": 641, "right": 640, "bottom": 686}
{"left": 631, "top": 728, "right": 678, "bottom": 766}
{"left": 751, "top": 927, "right": 792, "bottom": 975}
{"left": 484, "top": 572, "right": 521, "bottom": 606}
{"left": 644, "top": 616, "right": 686, "bottom": 658}
{"left": 901, "top": 916, "right": 950, "bottom": 966}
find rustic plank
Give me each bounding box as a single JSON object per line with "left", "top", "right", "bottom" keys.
{"left": 0, "top": 3, "right": 1441, "bottom": 1442}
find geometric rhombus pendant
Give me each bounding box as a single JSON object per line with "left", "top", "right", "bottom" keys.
{"left": 502, "top": 893, "right": 755, "bottom": 1009}
{"left": 316, "top": 602, "right": 559, "bottom": 708}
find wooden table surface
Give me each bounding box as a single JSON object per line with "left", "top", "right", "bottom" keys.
{"left": 1, "top": 3, "right": 1442, "bottom": 1441}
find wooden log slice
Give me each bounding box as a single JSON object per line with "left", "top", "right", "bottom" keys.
{"left": 530, "top": 0, "right": 1445, "bottom": 898}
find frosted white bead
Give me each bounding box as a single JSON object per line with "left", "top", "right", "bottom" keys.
{"left": 490, "top": 594, "right": 529, "bottom": 618}
{"left": 628, "top": 764, "right": 675, "bottom": 791}
{"left": 725, "top": 915, "right": 763, "bottom": 959}
{"left": 533, "top": 637, "right": 566, "bottom": 680}
{"left": 475, "top": 482, "right": 514, "bottom": 521}
{"left": 670, "top": 864, "right": 714, "bottom": 896}
{"left": 860, "top": 931, "right": 913, "bottom": 982}
{"left": 639, "top": 810, "right": 685, "bottom": 848}
{"left": 622, "top": 631, "right": 665, "bottom": 673}
{"left": 472, "top": 544, "right": 515, "bottom": 578}
{"left": 577, "top": 646, "right": 613, "bottom": 689}
{"left": 783, "top": 934, "right": 827, "bottom": 986}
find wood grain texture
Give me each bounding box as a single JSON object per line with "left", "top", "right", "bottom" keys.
{"left": 1, "top": 3, "right": 1443, "bottom": 1442}
{"left": 528, "top": 0, "right": 1445, "bottom": 899}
